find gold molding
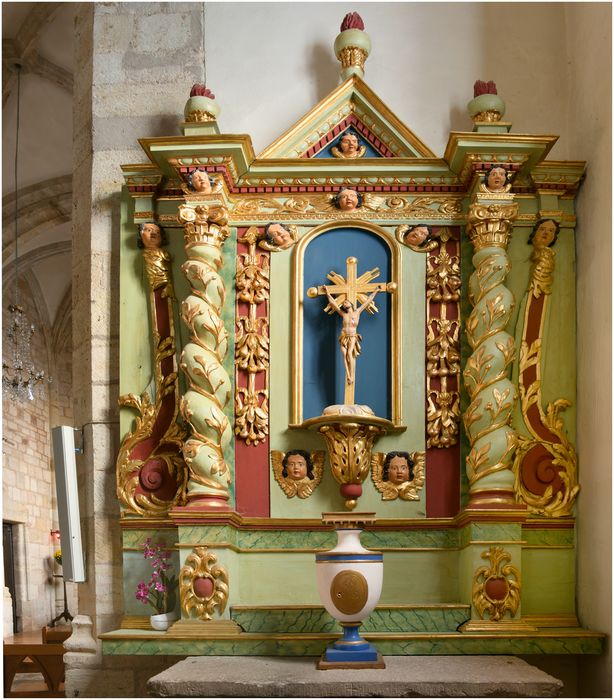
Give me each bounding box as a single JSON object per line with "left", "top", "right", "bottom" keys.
{"left": 291, "top": 221, "right": 402, "bottom": 426}
{"left": 167, "top": 619, "right": 241, "bottom": 637}
{"left": 229, "top": 194, "right": 463, "bottom": 221}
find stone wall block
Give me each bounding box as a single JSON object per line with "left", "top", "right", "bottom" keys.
{"left": 92, "top": 84, "right": 190, "bottom": 120}
{"left": 92, "top": 52, "right": 124, "bottom": 85}
{"left": 65, "top": 667, "right": 133, "bottom": 699}
{"left": 133, "top": 12, "right": 196, "bottom": 52}
{"left": 93, "top": 12, "right": 135, "bottom": 53}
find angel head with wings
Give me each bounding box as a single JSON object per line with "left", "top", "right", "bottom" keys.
{"left": 383, "top": 451, "right": 415, "bottom": 484}
{"left": 334, "top": 187, "right": 363, "bottom": 212}
{"left": 395, "top": 223, "right": 437, "bottom": 252}
{"left": 371, "top": 450, "right": 425, "bottom": 501}
{"left": 271, "top": 449, "right": 325, "bottom": 499}
{"left": 260, "top": 222, "right": 297, "bottom": 251}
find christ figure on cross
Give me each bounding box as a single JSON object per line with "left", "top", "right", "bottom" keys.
{"left": 307, "top": 256, "right": 396, "bottom": 406}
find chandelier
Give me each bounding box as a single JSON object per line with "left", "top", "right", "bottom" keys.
{"left": 2, "top": 65, "right": 48, "bottom": 401}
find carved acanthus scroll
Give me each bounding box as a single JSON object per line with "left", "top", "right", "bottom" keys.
{"left": 513, "top": 239, "right": 580, "bottom": 517}
{"left": 116, "top": 246, "right": 188, "bottom": 515}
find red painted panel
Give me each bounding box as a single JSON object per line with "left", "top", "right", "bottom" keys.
{"left": 426, "top": 443, "right": 460, "bottom": 517}
{"left": 235, "top": 437, "right": 270, "bottom": 517}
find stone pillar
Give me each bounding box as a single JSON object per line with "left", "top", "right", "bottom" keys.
{"left": 462, "top": 193, "right": 519, "bottom": 508}
{"left": 71, "top": 3, "right": 205, "bottom": 695}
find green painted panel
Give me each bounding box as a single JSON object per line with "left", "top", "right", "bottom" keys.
{"left": 379, "top": 552, "right": 460, "bottom": 604}
{"left": 102, "top": 631, "right": 603, "bottom": 657}
{"left": 237, "top": 552, "right": 320, "bottom": 605}
{"left": 522, "top": 527, "right": 575, "bottom": 547}
{"left": 231, "top": 605, "right": 469, "bottom": 634}
{"left": 522, "top": 549, "right": 576, "bottom": 614}
{"left": 362, "top": 529, "right": 459, "bottom": 550}
{"left": 459, "top": 522, "right": 522, "bottom": 548}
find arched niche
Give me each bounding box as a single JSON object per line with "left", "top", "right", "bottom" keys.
{"left": 291, "top": 222, "right": 402, "bottom": 427}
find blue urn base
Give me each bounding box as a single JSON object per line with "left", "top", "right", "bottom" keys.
{"left": 317, "top": 623, "right": 386, "bottom": 669}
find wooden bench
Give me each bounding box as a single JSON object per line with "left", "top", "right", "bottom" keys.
{"left": 3, "top": 628, "right": 70, "bottom": 697}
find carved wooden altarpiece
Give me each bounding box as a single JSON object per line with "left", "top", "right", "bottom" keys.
{"left": 105, "top": 16, "right": 603, "bottom": 660}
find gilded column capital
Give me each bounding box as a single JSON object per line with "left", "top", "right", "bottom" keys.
{"left": 467, "top": 197, "right": 519, "bottom": 251}
{"left": 178, "top": 203, "right": 230, "bottom": 248}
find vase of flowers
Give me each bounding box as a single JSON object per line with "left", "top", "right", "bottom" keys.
{"left": 135, "top": 539, "right": 178, "bottom": 631}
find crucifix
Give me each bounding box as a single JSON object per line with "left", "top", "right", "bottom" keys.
{"left": 307, "top": 256, "right": 396, "bottom": 406}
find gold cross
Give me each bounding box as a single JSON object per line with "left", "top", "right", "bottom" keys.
{"left": 307, "top": 256, "right": 394, "bottom": 314}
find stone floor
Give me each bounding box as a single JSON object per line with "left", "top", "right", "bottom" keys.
{"left": 148, "top": 655, "right": 564, "bottom": 697}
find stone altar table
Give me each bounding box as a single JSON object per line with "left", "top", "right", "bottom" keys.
{"left": 147, "top": 655, "right": 563, "bottom": 697}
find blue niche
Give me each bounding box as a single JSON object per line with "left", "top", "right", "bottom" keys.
{"left": 313, "top": 130, "right": 382, "bottom": 159}
{"left": 302, "top": 227, "right": 391, "bottom": 420}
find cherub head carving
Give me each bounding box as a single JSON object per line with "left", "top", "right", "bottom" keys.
{"left": 265, "top": 223, "right": 294, "bottom": 250}
{"left": 334, "top": 187, "right": 363, "bottom": 212}
{"left": 331, "top": 132, "right": 366, "bottom": 159}
{"left": 483, "top": 164, "right": 510, "bottom": 193}
{"left": 282, "top": 450, "right": 314, "bottom": 481}
{"left": 383, "top": 451, "right": 415, "bottom": 484}
{"left": 405, "top": 224, "right": 431, "bottom": 248}
{"left": 188, "top": 168, "right": 214, "bottom": 193}
{"left": 137, "top": 222, "right": 167, "bottom": 249}
{"left": 259, "top": 223, "right": 298, "bottom": 252}
{"left": 395, "top": 223, "right": 436, "bottom": 252}
{"left": 271, "top": 449, "right": 325, "bottom": 499}
{"left": 371, "top": 450, "right": 425, "bottom": 501}
{"left": 529, "top": 218, "right": 559, "bottom": 249}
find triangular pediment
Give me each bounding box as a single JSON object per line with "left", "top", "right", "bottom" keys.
{"left": 258, "top": 76, "right": 435, "bottom": 160}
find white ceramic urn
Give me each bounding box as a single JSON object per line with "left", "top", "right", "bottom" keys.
{"left": 315, "top": 512, "right": 384, "bottom": 667}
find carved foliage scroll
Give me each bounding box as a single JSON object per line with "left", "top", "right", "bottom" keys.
{"left": 179, "top": 546, "right": 229, "bottom": 621}
{"left": 472, "top": 546, "right": 521, "bottom": 622}
{"left": 235, "top": 227, "right": 269, "bottom": 445}
{"left": 426, "top": 228, "right": 461, "bottom": 448}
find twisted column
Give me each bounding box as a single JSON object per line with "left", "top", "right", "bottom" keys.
{"left": 463, "top": 200, "right": 519, "bottom": 508}
{"left": 178, "top": 204, "right": 232, "bottom": 510}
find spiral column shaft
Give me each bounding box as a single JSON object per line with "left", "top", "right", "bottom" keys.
{"left": 463, "top": 199, "right": 519, "bottom": 508}
{"left": 178, "top": 203, "right": 233, "bottom": 510}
